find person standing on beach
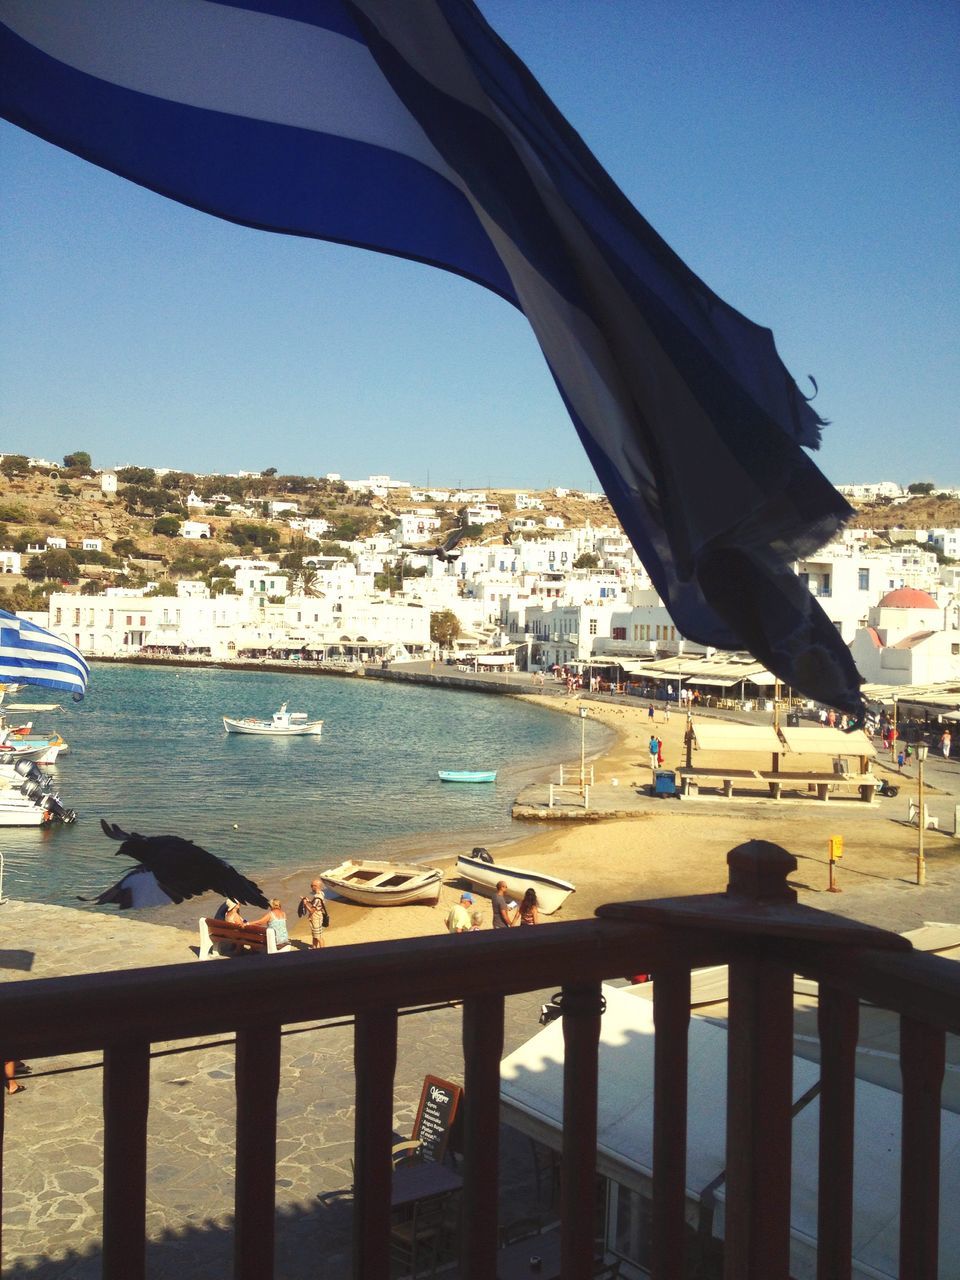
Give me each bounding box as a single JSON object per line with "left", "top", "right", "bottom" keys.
{"left": 648, "top": 704, "right": 655, "bottom": 722}
{"left": 446, "top": 891, "right": 474, "bottom": 934}
{"left": 649, "top": 734, "right": 660, "bottom": 774}
{"left": 301, "top": 878, "right": 327, "bottom": 949}
{"left": 940, "top": 729, "right": 952, "bottom": 759}
{"left": 492, "top": 880, "right": 517, "bottom": 928}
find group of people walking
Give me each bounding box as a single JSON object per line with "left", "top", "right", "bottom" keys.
{"left": 445, "top": 879, "right": 541, "bottom": 933}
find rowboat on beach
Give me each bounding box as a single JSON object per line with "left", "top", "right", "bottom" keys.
{"left": 320, "top": 859, "right": 443, "bottom": 907}
{"left": 456, "top": 851, "right": 575, "bottom": 915}
{"left": 438, "top": 770, "right": 497, "bottom": 783}
{"left": 223, "top": 702, "right": 323, "bottom": 736}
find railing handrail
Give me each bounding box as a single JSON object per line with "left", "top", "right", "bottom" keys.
{"left": 3, "top": 915, "right": 959, "bottom": 1062}
{"left": 0, "top": 918, "right": 729, "bottom": 1060}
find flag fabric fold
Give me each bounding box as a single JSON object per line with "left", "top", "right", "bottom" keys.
{"left": 0, "top": 609, "right": 90, "bottom": 698}
{"left": 0, "top": 0, "right": 863, "bottom": 711}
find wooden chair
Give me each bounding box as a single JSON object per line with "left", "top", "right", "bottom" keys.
{"left": 392, "top": 1139, "right": 423, "bottom": 1168}
{"left": 529, "top": 1138, "right": 561, "bottom": 1211}
{"left": 390, "top": 1194, "right": 450, "bottom": 1277}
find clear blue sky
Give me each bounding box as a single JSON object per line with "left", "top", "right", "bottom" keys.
{"left": 2, "top": 1, "right": 957, "bottom": 490}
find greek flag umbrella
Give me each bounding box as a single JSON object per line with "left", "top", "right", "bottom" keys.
{"left": 0, "top": 0, "right": 864, "bottom": 712}
{"left": 0, "top": 609, "right": 90, "bottom": 699}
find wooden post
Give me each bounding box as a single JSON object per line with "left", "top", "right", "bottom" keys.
{"left": 560, "top": 983, "right": 604, "bottom": 1278}
{"left": 235, "top": 1025, "right": 281, "bottom": 1280}
{"left": 461, "top": 994, "right": 504, "bottom": 1280}
{"left": 651, "top": 966, "right": 691, "bottom": 1279}
{"left": 103, "top": 1041, "right": 151, "bottom": 1280}
{"left": 899, "top": 1017, "right": 945, "bottom": 1278}
{"left": 816, "top": 987, "right": 859, "bottom": 1278}
{"left": 353, "top": 1009, "right": 398, "bottom": 1279}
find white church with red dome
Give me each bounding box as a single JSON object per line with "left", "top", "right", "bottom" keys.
{"left": 851, "top": 587, "right": 960, "bottom": 685}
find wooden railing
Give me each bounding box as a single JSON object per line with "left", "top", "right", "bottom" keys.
{"left": 1, "top": 840, "right": 958, "bottom": 1280}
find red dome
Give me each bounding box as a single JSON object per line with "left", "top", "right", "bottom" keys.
{"left": 878, "top": 587, "right": 938, "bottom": 609}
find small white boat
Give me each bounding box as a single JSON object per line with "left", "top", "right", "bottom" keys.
{"left": 320, "top": 859, "right": 443, "bottom": 907}
{"left": 223, "top": 702, "right": 323, "bottom": 736}
{"left": 438, "top": 770, "right": 497, "bottom": 783}
{"left": 456, "top": 852, "right": 575, "bottom": 915}
{"left": 0, "top": 801, "right": 53, "bottom": 827}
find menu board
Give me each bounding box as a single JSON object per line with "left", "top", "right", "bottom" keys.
{"left": 412, "top": 1075, "right": 462, "bottom": 1164}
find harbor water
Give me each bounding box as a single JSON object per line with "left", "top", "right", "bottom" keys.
{"left": 1, "top": 663, "right": 610, "bottom": 907}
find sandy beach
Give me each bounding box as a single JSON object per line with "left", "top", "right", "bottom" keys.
{"left": 269, "top": 693, "right": 960, "bottom": 952}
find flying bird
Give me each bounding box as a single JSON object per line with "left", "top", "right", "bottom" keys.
{"left": 80, "top": 820, "right": 271, "bottom": 910}
{"left": 400, "top": 527, "right": 468, "bottom": 563}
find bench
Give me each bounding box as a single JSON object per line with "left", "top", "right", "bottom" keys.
{"left": 758, "top": 771, "right": 876, "bottom": 802}
{"left": 679, "top": 768, "right": 761, "bottom": 798}
{"left": 198, "top": 917, "right": 285, "bottom": 960}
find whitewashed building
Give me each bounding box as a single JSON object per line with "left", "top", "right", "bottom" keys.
{"left": 850, "top": 588, "right": 960, "bottom": 686}
{"left": 396, "top": 512, "right": 441, "bottom": 543}
{"left": 180, "top": 520, "right": 211, "bottom": 540}
{"left": 0, "top": 550, "right": 21, "bottom": 574}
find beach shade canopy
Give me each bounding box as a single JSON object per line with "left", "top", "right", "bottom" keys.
{"left": 0, "top": 609, "right": 90, "bottom": 698}
{"left": 778, "top": 725, "right": 876, "bottom": 759}
{"left": 0, "top": 2, "right": 864, "bottom": 715}
{"left": 690, "top": 722, "right": 783, "bottom": 755}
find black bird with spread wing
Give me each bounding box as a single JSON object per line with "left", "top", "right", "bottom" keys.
{"left": 400, "top": 526, "right": 468, "bottom": 563}
{"left": 80, "top": 820, "right": 271, "bottom": 910}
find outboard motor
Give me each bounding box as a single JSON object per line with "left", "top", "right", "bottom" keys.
{"left": 471, "top": 846, "right": 493, "bottom": 863}
{"left": 44, "top": 794, "right": 77, "bottom": 824}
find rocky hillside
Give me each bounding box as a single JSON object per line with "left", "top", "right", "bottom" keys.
{"left": 0, "top": 461, "right": 614, "bottom": 609}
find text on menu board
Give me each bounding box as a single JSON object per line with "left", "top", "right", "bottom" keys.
{"left": 413, "top": 1075, "right": 463, "bottom": 1163}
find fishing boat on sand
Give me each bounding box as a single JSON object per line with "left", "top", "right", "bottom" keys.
{"left": 438, "top": 769, "right": 497, "bottom": 783}
{"left": 320, "top": 859, "right": 442, "bottom": 907}
{"left": 456, "top": 850, "right": 575, "bottom": 915}
{"left": 223, "top": 702, "right": 323, "bottom": 736}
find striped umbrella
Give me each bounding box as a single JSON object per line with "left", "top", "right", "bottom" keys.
{"left": 0, "top": 609, "right": 90, "bottom": 699}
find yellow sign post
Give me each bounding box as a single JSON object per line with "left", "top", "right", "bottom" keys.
{"left": 828, "top": 835, "right": 843, "bottom": 893}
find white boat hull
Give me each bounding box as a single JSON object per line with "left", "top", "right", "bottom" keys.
{"left": 223, "top": 716, "right": 323, "bottom": 736}
{"left": 456, "top": 855, "right": 575, "bottom": 915}
{"left": 0, "top": 803, "right": 51, "bottom": 826}
{"left": 321, "top": 859, "right": 442, "bottom": 907}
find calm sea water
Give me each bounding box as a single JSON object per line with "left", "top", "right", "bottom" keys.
{"left": 1, "top": 663, "right": 609, "bottom": 907}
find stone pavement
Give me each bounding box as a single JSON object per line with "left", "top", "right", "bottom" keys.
{"left": 0, "top": 903, "right": 549, "bottom": 1279}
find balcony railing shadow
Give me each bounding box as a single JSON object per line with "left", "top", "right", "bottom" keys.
{"left": 0, "top": 839, "right": 957, "bottom": 1280}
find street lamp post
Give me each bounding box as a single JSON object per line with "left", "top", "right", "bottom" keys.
{"left": 579, "top": 705, "right": 588, "bottom": 796}
{"left": 916, "top": 742, "right": 929, "bottom": 886}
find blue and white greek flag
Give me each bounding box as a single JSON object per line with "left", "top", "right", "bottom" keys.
{"left": 0, "top": 610, "right": 90, "bottom": 698}
{"left": 0, "top": 0, "right": 864, "bottom": 712}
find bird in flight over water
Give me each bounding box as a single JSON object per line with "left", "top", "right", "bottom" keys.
{"left": 80, "top": 819, "right": 271, "bottom": 910}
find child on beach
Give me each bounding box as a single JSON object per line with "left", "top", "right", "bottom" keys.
{"left": 300, "top": 878, "right": 327, "bottom": 949}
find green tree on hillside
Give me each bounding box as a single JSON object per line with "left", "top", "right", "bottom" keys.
{"left": 152, "top": 516, "right": 180, "bottom": 537}
{"left": 116, "top": 466, "right": 157, "bottom": 485}
{"left": 145, "top": 581, "right": 178, "bottom": 596}
{"left": 24, "top": 549, "right": 78, "bottom": 583}
{"left": 573, "top": 551, "right": 600, "bottom": 569}
{"left": 907, "top": 481, "right": 935, "bottom": 495}
{"left": 1, "top": 455, "right": 30, "bottom": 478}
{"left": 63, "top": 451, "right": 91, "bottom": 469}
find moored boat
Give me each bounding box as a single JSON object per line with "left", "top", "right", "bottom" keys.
{"left": 456, "top": 851, "right": 575, "bottom": 915}
{"left": 223, "top": 702, "right": 323, "bottom": 736}
{"left": 438, "top": 769, "right": 497, "bottom": 783}
{"left": 320, "top": 859, "right": 442, "bottom": 907}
